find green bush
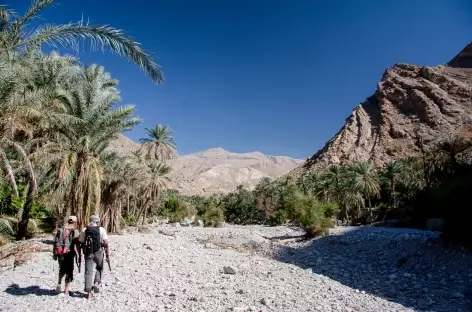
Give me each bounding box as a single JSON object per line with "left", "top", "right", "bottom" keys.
{"left": 282, "top": 189, "right": 337, "bottom": 237}
{"left": 30, "top": 202, "right": 52, "bottom": 219}
{"left": 164, "top": 197, "right": 193, "bottom": 223}
{"left": 200, "top": 202, "right": 224, "bottom": 227}
{"left": 221, "top": 185, "right": 260, "bottom": 224}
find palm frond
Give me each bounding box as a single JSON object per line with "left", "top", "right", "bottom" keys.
{"left": 20, "top": 22, "right": 164, "bottom": 84}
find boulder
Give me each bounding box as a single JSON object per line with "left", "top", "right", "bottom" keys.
{"left": 193, "top": 220, "right": 204, "bottom": 227}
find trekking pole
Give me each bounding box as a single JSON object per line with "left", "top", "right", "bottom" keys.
{"left": 75, "top": 256, "right": 81, "bottom": 273}
{"left": 106, "top": 257, "right": 112, "bottom": 271}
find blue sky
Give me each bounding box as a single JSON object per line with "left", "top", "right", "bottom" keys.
{"left": 15, "top": 0, "right": 472, "bottom": 158}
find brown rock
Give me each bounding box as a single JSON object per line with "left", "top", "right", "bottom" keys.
{"left": 291, "top": 42, "right": 472, "bottom": 176}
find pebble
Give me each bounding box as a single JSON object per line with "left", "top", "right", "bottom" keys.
{"left": 0, "top": 224, "right": 470, "bottom": 312}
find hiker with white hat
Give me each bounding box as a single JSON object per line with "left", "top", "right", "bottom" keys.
{"left": 78, "top": 214, "right": 110, "bottom": 299}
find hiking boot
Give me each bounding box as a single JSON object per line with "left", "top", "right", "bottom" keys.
{"left": 87, "top": 292, "right": 93, "bottom": 299}
{"left": 93, "top": 283, "right": 100, "bottom": 293}
{"left": 55, "top": 285, "right": 61, "bottom": 294}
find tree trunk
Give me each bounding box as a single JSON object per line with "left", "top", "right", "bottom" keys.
{"left": 13, "top": 143, "right": 37, "bottom": 240}
{"left": 0, "top": 148, "right": 18, "bottom": 198}
{"left": 126, "top": 194, "right": 130, "bottom": 216}
{"left": 94, "top": 169, "right": 101, "bottom": 215}
{"left": 143, "top": 206, "right": 147, "bottom": 225}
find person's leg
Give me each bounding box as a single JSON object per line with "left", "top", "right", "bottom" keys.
{"left": 84, "top": 254, "right": 95, "bottom": 297}
{"left": 93, "top": 249, "right": 104, "bottom": 293}
{"left": 56, "top": 257, "right": 64, "bottom": 293}
{"left": 64, "top": 254, "right": 75, "bottom": 295}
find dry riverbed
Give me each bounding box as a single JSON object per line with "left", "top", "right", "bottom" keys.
{"left": 0, "top": 224, "right": 471, "bottom": 312}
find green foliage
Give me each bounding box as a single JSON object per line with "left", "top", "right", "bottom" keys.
{"left": 280, "top": 188, "right": 337, "bottom": 237}
{"left": 30, "top": 202, "right": 51, "bottom": 219}
{"left": 222, "top": 185, "right": 260, "bottom": 224}
{"left": 164, "top": 197, "right": 190, "bottom": 223}
{"left": 200, "top": 202, "right": 224, "bottom": 228}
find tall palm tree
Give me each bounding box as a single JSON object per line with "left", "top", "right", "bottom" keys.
{"left": 347, "top": 162, "right": 380, "bottom": 207}
{"left": 346, "top": 162, "right": 380, "bottom": 220}
{"left": 307, "top": 172, "right": 328, "bottom": 201}
{"left": 0, "top": 0, "right": 163, "bottom": 83}
{"left": 0, "top": 54, "right": 50, "bottom": 239}
{"left": 100, "top": 152, "right": 137, "bottom": 232}
{"left": 380, "top": 160, "right": 403, "bottom": 208}
{"left": 32, "top": 64, "right": 140, "bottom": 229}
{"left": 135, "top": 160, "right": 171, "bottom": 224}
{"left": 322, "top": 164, "right": 345, "bottom": 202}
{"left": 139, "top": 124, "right": 177, "bottom": 161}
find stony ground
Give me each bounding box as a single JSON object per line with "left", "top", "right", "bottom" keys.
{"left": 0, "top": 224, "right": 471, "bottom": 312}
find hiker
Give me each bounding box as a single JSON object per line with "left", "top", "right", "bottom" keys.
{"left": 78, "top": 214, "right": 110, "bottom": 299}
{"left": 53, "top": 215, "right": 80, "bottom": 295}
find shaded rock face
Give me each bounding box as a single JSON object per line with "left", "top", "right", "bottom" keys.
{"left": 295, "top": 43, "right": 472, "bottom": 175}
{"left": 107, "top": 135, "right": 303, "bottom": 196}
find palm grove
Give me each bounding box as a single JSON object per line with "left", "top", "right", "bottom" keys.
{"left": 0, "top": 0, "right": 177, "bottom": 242}
{"left": 163, "top": 125, "right": 472, "bottom": 246}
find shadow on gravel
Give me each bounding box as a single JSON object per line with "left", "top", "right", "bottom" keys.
{"left": 272, "top": 227, "right": 472, "bottom": 312}
{"left": 4, "top": 283, "right": 82, "bottom": 297}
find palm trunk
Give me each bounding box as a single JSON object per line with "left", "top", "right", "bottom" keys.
{"left": 0, "top": 148, "right": 18, "bottom": 198}
{"left": 69, "top": 156, "right": 87, "bottom": 228}
{"left": 94, "top": 168, "right": 101, "bottom": 215}
{"left": 13, "top": 143, "right": 37, "bottom": 240}
{"left": 126, "top": 193, "right": 130, "bottom": 216}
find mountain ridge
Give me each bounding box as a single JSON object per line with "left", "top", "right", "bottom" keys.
{"left": 289, "top": 42, "right": 472, "bottom": 178}
{"left": 107, "top": 134, "right": 303, "bottom": 195}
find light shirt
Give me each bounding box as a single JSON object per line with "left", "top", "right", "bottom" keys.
{"left": 78, "top": 222, "right": 109, "bottom": 244}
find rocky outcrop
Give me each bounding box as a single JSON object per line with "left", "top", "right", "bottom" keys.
{"left": 107, "top": 135, "right": 303, "bottom": 195}
{"left": 293, "top": 43, "right": 472, "bottom": 176}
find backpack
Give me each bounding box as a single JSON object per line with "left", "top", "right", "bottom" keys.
{"left": 83, "top": 225, "right": 101, "bottom": 256}
{"left": 54, "top": 227, "right": 74, "bottom": 255}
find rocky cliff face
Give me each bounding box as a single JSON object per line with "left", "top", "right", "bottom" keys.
{"left": 292, "top": 43, "right": 472, "bottom": 176}
{"left": 107, "top": 135, "right": 303, "bottom": 195}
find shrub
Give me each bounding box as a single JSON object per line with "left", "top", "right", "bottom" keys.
{"left": 221, "top": 185, "right": 259, "bottom": 224}
{"left": 30, "top": 202, "right": 52, "bottom": 219}
{"left": 199, "top": 202, "right": 224, "bottom": 227}
{"left": 282, "top": 189, "right": 337, "bottom": 237}
{"left": 163, "top": 197, "right": 194, "bottom": 223}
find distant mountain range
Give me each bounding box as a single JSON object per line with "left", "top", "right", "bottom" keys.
{"left": 107, "top": 134, "right": 303, "bottom": 195}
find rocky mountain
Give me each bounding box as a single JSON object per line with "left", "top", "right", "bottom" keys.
{"left": 291, "top": 42, "right": 472, "bottom": 177}
{"left": 107, "top": 134, "right": 303, "bottom": 195}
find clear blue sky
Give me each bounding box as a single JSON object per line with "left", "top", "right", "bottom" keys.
{"left": 16, "top": 0, "right": 472, "bottom": 158}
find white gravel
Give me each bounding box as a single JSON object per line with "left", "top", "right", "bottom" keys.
{"left": 0, "top": 224, "right": 470, "bottom": 312}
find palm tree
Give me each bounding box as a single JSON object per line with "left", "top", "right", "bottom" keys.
{"left": 32, "top": 64, "right": 140, "bottom": 229}
{"left": 344, "top": 162, "right": 380, "bottom": 222}
{"left": 322, "top": 164, "right": 345, "bottom": 202}
{"left": 380, "top": 160, "right": 403, "bottom": 208}
{"left": 0, "top": 54, "right": 50, "bottom": 239}
{"left": 100, "top": 152, "right": 137, "bottom": 232}
{"left": 435, "top": 129, "right": 472, "bottom": 169}
{"left": 135, "top": 160, "right": 171, "bottom": 224}
{"left": 306, "top": 172, "right": 327, "bottom": 201}
{"left": 139, "top": 124, "right": 177, "bottom": 161}
{"left": 347, "top": 162, "right": 380, "bottom": 208}
{"left": 0, "top": 0, "right": 163, "bottom": 83}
